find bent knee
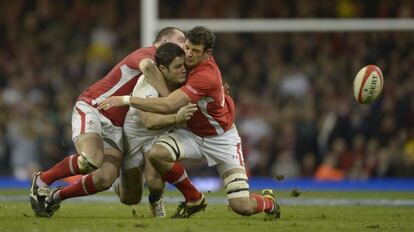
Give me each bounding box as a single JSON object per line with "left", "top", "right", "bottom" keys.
{"left": 119, "top": 195, "right": 141, "bottom": 205}
{"left": 94, "top": 173, "right": 117, "bottom": 190}
{"left": 148, "top": 145, "right": 171, "bottom": 163}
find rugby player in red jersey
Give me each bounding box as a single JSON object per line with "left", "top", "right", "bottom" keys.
{"left": 99, "top": 26, "right": 281, "bottom": 219}
{"left": 30, "top": 27, "right": 189, "bottom": 217}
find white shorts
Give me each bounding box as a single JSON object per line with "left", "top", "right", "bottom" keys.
{"left": 72, "top": 101, "right": 124, "bottom": 153}
{"left": 122, "top": 134, "right": 158, "bottom": 169}
{"left": 156, "top": 126, "right": 245, "bottom": 175}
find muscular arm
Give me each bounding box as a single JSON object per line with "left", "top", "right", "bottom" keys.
{"left": 138, "top": 102, "right": 197, "bottom": 130}
{"left": 97, "top": 86, "right": 193, "bottom": 113}
{"left": 139, "top": 58, "right": 170, "bottom": 97}
{"left": 138, "top": 110, "right": 178, "bottom": 130}
{"left": 129, "top": 88, "right": 191, "bottom": 114}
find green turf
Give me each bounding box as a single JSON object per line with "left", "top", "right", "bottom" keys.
{"left": 1, "top": 190, "right": 413, "bottom": 232}
{"left": 3, "top": 188, "right": 414, "bottom": 199}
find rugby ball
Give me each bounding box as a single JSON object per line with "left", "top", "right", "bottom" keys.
{"left": 353, "top": 65, "right": 384, "bottom": 104}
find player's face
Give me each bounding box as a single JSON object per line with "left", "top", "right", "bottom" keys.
{"left": 165, "top": 30, "right": 186, "bottom": 49}
{"left": 162, "top": 56, "right": 187, "bottom": 85}
{"left": 184, "top": 40, "right": 207, "bottom": 69}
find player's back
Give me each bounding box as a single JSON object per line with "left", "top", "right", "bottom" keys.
{"left": 181, "top": 56, "right": 235, "bottom": 137}
{"left": 78, "top": 46, "right": 157, "bottom": 126}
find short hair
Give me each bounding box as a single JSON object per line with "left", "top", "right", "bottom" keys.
{"left": 154, "top": 27, "right": 182, "bottom": 43}
{"left": 185, "top": 26, "right": 215, "bottom": 52}
{"left": 155, "top": 43, "right": 185, "bottom": 68}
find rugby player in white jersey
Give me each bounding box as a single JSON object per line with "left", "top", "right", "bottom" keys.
{"left": 29, "top": 27, "right": 187, "bottom": 217}
{"left": 115, "top": 42, "right": 197, "bottom": 218}
{"left": 99, "top": 26, "right": 281, "bottom": 219}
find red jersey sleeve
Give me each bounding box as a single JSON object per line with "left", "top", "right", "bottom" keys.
{"left": 124, "top": 47, "right": 156, "bottom": 70}
{"left": 180, "top": 69, "right": 215, "bottom": 101}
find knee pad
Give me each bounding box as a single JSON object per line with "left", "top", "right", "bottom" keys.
{"left": 223, "top": 173, "right": 250, "bottom": 199}
{"left": 155, "top": 134, "right": 182, "bottom": 161}
{"left": 78, "top": 152, "right": 99, "bottom": 174}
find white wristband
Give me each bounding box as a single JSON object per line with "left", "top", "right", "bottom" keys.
{"left": 122, "top": 96, "right": 131, "bottom": 105}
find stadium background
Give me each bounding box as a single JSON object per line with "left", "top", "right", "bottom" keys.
{"left": 0, "top": 0, "right": 413, "bottom": 191}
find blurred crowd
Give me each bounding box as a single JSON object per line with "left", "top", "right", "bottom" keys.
{"left": 160, "top": 0, "right": 414, "bottom": 18}
{"left": 0, "top": 0, "right": 413, "bottom": 181}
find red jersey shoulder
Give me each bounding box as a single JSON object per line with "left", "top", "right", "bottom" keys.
{"left": 181, "top": 57, "right": 221, "bottom": 100}
{"left": 124, "top": 46, "right": 156, "bottom": 69}
{"left": 188, "top": 59, "right": 220, "bottom": 87}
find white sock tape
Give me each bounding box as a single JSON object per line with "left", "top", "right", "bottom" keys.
{"left": 122, "top": 96, "right": 131, "bottom": 105}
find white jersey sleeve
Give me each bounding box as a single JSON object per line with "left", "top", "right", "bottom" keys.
{"left": 132, "top": 74, "right": 159, "bottom": 99}
{"left": 123, "top": 74, "right": 169, "bottom": 141}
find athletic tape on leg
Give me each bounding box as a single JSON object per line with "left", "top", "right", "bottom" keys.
{"left": 155, "top": 135, "right": 181, "bottom": 161}
{"left": 78, "top": 152, "right": 99, "bottom": 174}
{"left": 223, "top": 173, "right": 250, "bottom": 199}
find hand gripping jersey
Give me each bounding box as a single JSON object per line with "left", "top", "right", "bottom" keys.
{"left": 180, "top": 56, "right": 235, "bottom": 137}
{"left": 78, "top": 46, "right": 157, "bottom": 126}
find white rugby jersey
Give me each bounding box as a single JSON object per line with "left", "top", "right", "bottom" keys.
{"left": 123, "top": 75, "right": 170, "bottom": 138}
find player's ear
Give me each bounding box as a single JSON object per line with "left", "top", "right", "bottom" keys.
{"left": 159, "top": 64, "right": 168, "bottom": 73}
{"left": 205, "top": 48, "right": 212, "bottom": 55}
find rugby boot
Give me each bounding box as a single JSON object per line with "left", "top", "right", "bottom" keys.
{"left": 30, "top": 172, "right": 50, "bottom": 217}
{"left": 44, "top": 186, "right": 63, "bottom": 217}
{"left": 261, "top": 189, "right": 281, "bottom": 220}
{"left": 171, "top": 193, "right": 207, "bottom": 218}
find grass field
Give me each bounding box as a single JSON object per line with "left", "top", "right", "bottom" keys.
{"left": 1, "top": 189, "right": 414, "bottom": 232}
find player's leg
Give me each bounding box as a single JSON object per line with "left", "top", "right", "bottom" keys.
{"left": 206, "top": 126, "right": 280, "bottom": 219}
{"left": 35, "top": 102, "right": 105, "bottom": 185}
{"left": 115, "top": 167, "right": 144, "bottom": 205}
{"left": 42, "top": 113, "right": 124, "bottom": 217}
{"left": 30, "top": 102, "right": 105, "bottom": 216}
{"left": 113, "top": 144, "right": 145, "bottom": 206}
{"left": 44, "top": 147, "right": 122, "bottom": 216}
{"left": 144, "top": 156, "right": 167, "bottom": 218}
{"left": 147, "top": 129, "right": 206, "bottom": 218}
{"left": 147, "top": 144, "right": 206, "bottom": 210}
{"left": 219, "top": 166, "right": 280, "bottom": 218}
{"left": 144, "top": 155, "right": 165, "bottom": 200}
{"left": 51, "top": 147, "right": 122, "bottom": 200}
{"left": 31, "top": 133, "right": 104, "bottom": 192}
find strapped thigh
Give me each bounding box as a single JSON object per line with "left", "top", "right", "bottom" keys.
{"left": 155, "top": 134, "right": 182, "bottom": 161}
{"left": 155, "top": 129, "right": 202, "bottom": 162}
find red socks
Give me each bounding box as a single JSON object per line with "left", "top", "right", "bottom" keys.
{"left": 162, "top": 162, "right": 201, "bottom": 202}
{"left": 40, "top": 154, "right": 81, "bottom": 185}
{"left": 250, "top": 194, "right": 275, "bottom": 213}
{"left": 57, "top": 174, "right": 97, "bottom": 201}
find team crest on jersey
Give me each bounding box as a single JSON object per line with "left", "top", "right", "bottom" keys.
{"left": 86, "top": 120, "right": 97, "bottom": 130}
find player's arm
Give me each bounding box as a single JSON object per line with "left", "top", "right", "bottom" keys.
{"left": 129, "top": 88, "right": 190, "bottom": 113}
{"left": 139, "top": 58, "right": 170, "bottom": 97}
{"left": 138, "top": 103, "right": 197, "bottom": 130}
{"left": 97, "top": 88, "right": 192, "bottom": 114}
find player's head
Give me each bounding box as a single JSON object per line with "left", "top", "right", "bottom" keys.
{"left": 155, "top": 42, "right": 187, "bottom": 85}
{"left": 154, "top": 27, "right": 185, "bottom": 49}
{"left": 184, "top": 26, "right": 215, "bottom": 68}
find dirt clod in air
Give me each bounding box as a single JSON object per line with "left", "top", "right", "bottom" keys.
{"left": 366, "top": 224, "right": 380, "bottom": 229}
{"left": 291, "top": 187, "right": 301, "bottom": 197}
{"left": 275, "top": 175, "right": 285, "bottom": 181}
{"left": 131, "top": 208, "right": 137, "bottom": 217}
